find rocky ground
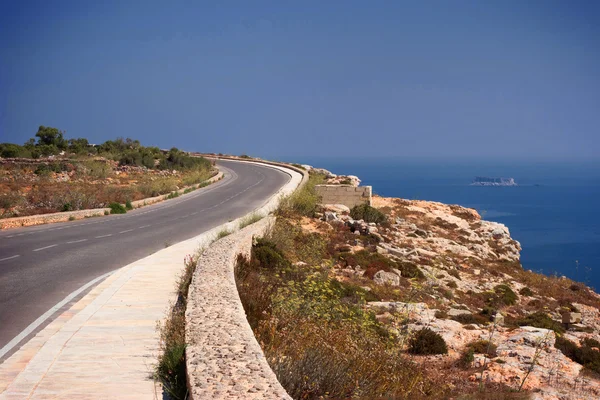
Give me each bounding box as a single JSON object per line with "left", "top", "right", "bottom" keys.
{"left": 296, "top": 169, "right": 600, "bottom": 399}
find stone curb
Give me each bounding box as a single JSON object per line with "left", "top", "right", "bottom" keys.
{"left": 0, "top": 170, "right": 222, "bottom": 230}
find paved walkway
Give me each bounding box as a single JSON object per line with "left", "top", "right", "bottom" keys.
{"left": 0, "top": 237, "right": 199, "bottom": 399}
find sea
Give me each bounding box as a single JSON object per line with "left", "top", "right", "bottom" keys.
{"left": 290, "top": 157, "right": 600, "bottom": 290}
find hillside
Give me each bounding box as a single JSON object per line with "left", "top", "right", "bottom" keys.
{"left": 236, "top": 168, "right": 600, "bottom": 399}
{"left": 0, "top": 127, "right": 214, "bottom": 218}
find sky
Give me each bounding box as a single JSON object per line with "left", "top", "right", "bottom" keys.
{"left": 0, "top": 0, "right": 599, "bottom": 160}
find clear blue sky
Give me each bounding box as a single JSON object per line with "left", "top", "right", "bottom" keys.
{"left": 1, "top": 0, "right": 598, "bottom": 160}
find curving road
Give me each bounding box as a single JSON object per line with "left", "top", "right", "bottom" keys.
{"left": 0, "top": 160, "right": 290, "bottom": 355}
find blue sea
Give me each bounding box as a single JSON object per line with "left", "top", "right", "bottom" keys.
{"left": 292, "top": 158, "right": 600, "bottom": 290}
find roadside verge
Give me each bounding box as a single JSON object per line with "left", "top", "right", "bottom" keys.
{"left": 0, "top": 170, "right": 223, "bottom": 230}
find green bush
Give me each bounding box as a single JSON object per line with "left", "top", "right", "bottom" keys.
{"left": 350, "top": 204, "right": 387, "bottom": 224}
{"left": 238, "top": 213, "right": 263, "bottom": 229}
{"left": 408, "top": 328, "right": 448, "bottom": 355}
{"left": 448, "top": 269, "right": 461, "bottom": 280}
{"left": 125, "top": 199, "right": 133, "bottom": 210}
{"left": 516, "top": 311, "right": 565, "bottom": 334}
{"left": 108, "top": 202, "right": 127, "bottom": 214}
{"left": 62, "top": 202, "right": 73, "bottom": 212}
{"left": 216, "top": 228, "right": 231, "bottom": 239}
{"left": 519, "top": 287, "right": 534, "bottom": 296}
{"left": 555, "top": 336, "right": 600, "bottom": 374}
{"left": 451, "top": 313, "right": 489, "bottom": 325}
{"left": 459, "top": 347, "right": 475, "bottom": 368}
{"left": 583, "top": 338, "right": 600, "bottom": 349}
{"left": 467, "top": 339, "right": 497, "bottom": 357}
{"left": 276, "top": 173, "right": 324, "bottom": 218}
{"left": 493, "top": 284, "right": 518, "bottom": 306}
{"left": 167, "top": 191, "right": 180, "bottom": 199}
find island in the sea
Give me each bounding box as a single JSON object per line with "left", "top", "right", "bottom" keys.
{"left": 471, "top": 176, "right": 517, "bottom": 186}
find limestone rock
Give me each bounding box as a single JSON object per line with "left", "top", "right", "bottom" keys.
{"left": 373, "top": 271, "right": 400, "bottom": 286}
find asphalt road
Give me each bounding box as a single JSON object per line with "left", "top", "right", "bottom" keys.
{"left": 0, "top": 160, "right": 290, "bottom": 352}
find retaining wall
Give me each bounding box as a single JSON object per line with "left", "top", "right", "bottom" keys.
{"left": 184, "top": 160, "right": 304, "bottom": 399}
{"left": 315, "top": 184, "right": 372, "bottom": 208}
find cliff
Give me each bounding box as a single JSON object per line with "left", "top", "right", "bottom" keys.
{"left": 314, "top": 172, "right": 600, "bottom": 398}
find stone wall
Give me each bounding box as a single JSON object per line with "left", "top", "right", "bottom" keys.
{"left": 185, "top": 218, "right": 291, "bottom": 399}
{"left": 315, "top": 184, "right": 372, "bottom": 208}
{"left": 185, "top": 160, "right": 305, "bottom": 400}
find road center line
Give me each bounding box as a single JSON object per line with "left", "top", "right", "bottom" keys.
{"left": 0, "top": 255, "right": 20, "bottom": 262}
{"left": 95, "top": 234, "right": 112, "bottom": 238}
{"left": 138, "top": 225, "right": 151, "bottom": 229}
{"left": 33, "top": 244, "right": 58, "bottom": 252}
{"left": 119, "top": 229, "right": 134, "bottom": 234}
{"left": 66, "top": 239, "right": 88, "bottom": 244}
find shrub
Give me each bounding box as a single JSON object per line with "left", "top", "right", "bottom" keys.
{"left": 108, "top": 202, "right": 127, "bottom": 214}
{"left": 408, "top": 328, "right": 448, "bottom": 355}
{"left": 516, "top": 311, "right": 565, "bottom": 334}
{"left": 448, "top": 269, "right": 461, "bottom": 280}
{"left": 277, "top": 173, "right": 324, "bottom": 218}
{"left": 155, "top": 255, "right": 197, "bottom": 399}
{"left": 467, "top": 339, "right": 497, "bottom": 357}
{"left": 519, "top": 287, "right": 534, "bottom": 297}
{"left": 238, "top": 213, "right": 263, "bottom": 229}
{"left": 167, "top": 191, "right": 180, "bottom": 199}
{"left": 104, "top": 210, "right": 109, "bottom": 215}
{"left": 582, "top": 338, "right": 600, "bottom": 349}
{"left": 125, "top": 199, "right": 133, "bottom": 210}
{"left": 68, "top": 215, "right": 76, "bottom": 221}
{"left": 493, "top": 284, "right": 518, "bottom": 306}
{"left": 555, "top": 336, "right": 600, "bottom": 374}
{"left": 446, "top": 280, "right": 458, "bottom": 289}
{"left": 350, "top": 204, "right": 387, "bottom": 224}
{"left": 451, "top": 313, "right": 489, "bottom": 325}
{"left": 216, "top": 228, "right": 231, "bottom": 239}
{"left": 62, "top": 202, "right": 73, "bottom": 212}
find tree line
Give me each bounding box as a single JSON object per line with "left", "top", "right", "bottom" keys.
{"left": 0, "top": 126, "right": 210, "bottom": 171}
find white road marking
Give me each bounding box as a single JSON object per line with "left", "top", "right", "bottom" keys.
{"left": 66, "top": 239, "right": 88, "bottom": 244}
{"left": 33, "top": 244, "right": 58, "bottom": 252}
{"left": 95, "top": 234, "right": 112, "bottom": 238}
{"left": 138, "top": 225, "right": 151, "bottom": 229}
{"left": 0, "top": 255, "right": 20, "bottom": 262}
{"left": 119, "top": 229, "right": 134, "bottom": 234}
{"left": 0, "top": 270, "right": 114, "bottom": 360}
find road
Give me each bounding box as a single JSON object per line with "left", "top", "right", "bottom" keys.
{"left": 0, "top": 160, "right": 290, "bottom": 353}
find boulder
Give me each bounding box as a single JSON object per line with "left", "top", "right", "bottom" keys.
{"left": 373, "top": 270, "right": 400, "bottom": 286}
{"left": 324, "top": 211, "right": 338, "bottom": 222}
{"left": 448, "top": 308, "right": 472, "bottom": 317}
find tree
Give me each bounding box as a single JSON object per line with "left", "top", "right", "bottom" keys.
{"left": 68, "top": 138, "right": 90, "bottom": 154}
{"left": 35, "top": 126, "right": 67, "bottom": 149}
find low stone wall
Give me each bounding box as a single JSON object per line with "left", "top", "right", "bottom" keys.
{"left": 185, "top": 160, "right": 305, "bottom": 400}
{"left": 315, "top": 184, "right": 372, "bottom": 208}
{"left": 185, "top": 218, "right": 290, "bottom": 399}
{"left": 0, "top": 171, "right": 223, "bottom": 230}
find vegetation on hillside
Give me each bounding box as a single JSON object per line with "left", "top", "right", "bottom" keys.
{"left": 0, "top": 126, "right": 215, "bottom": 218}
